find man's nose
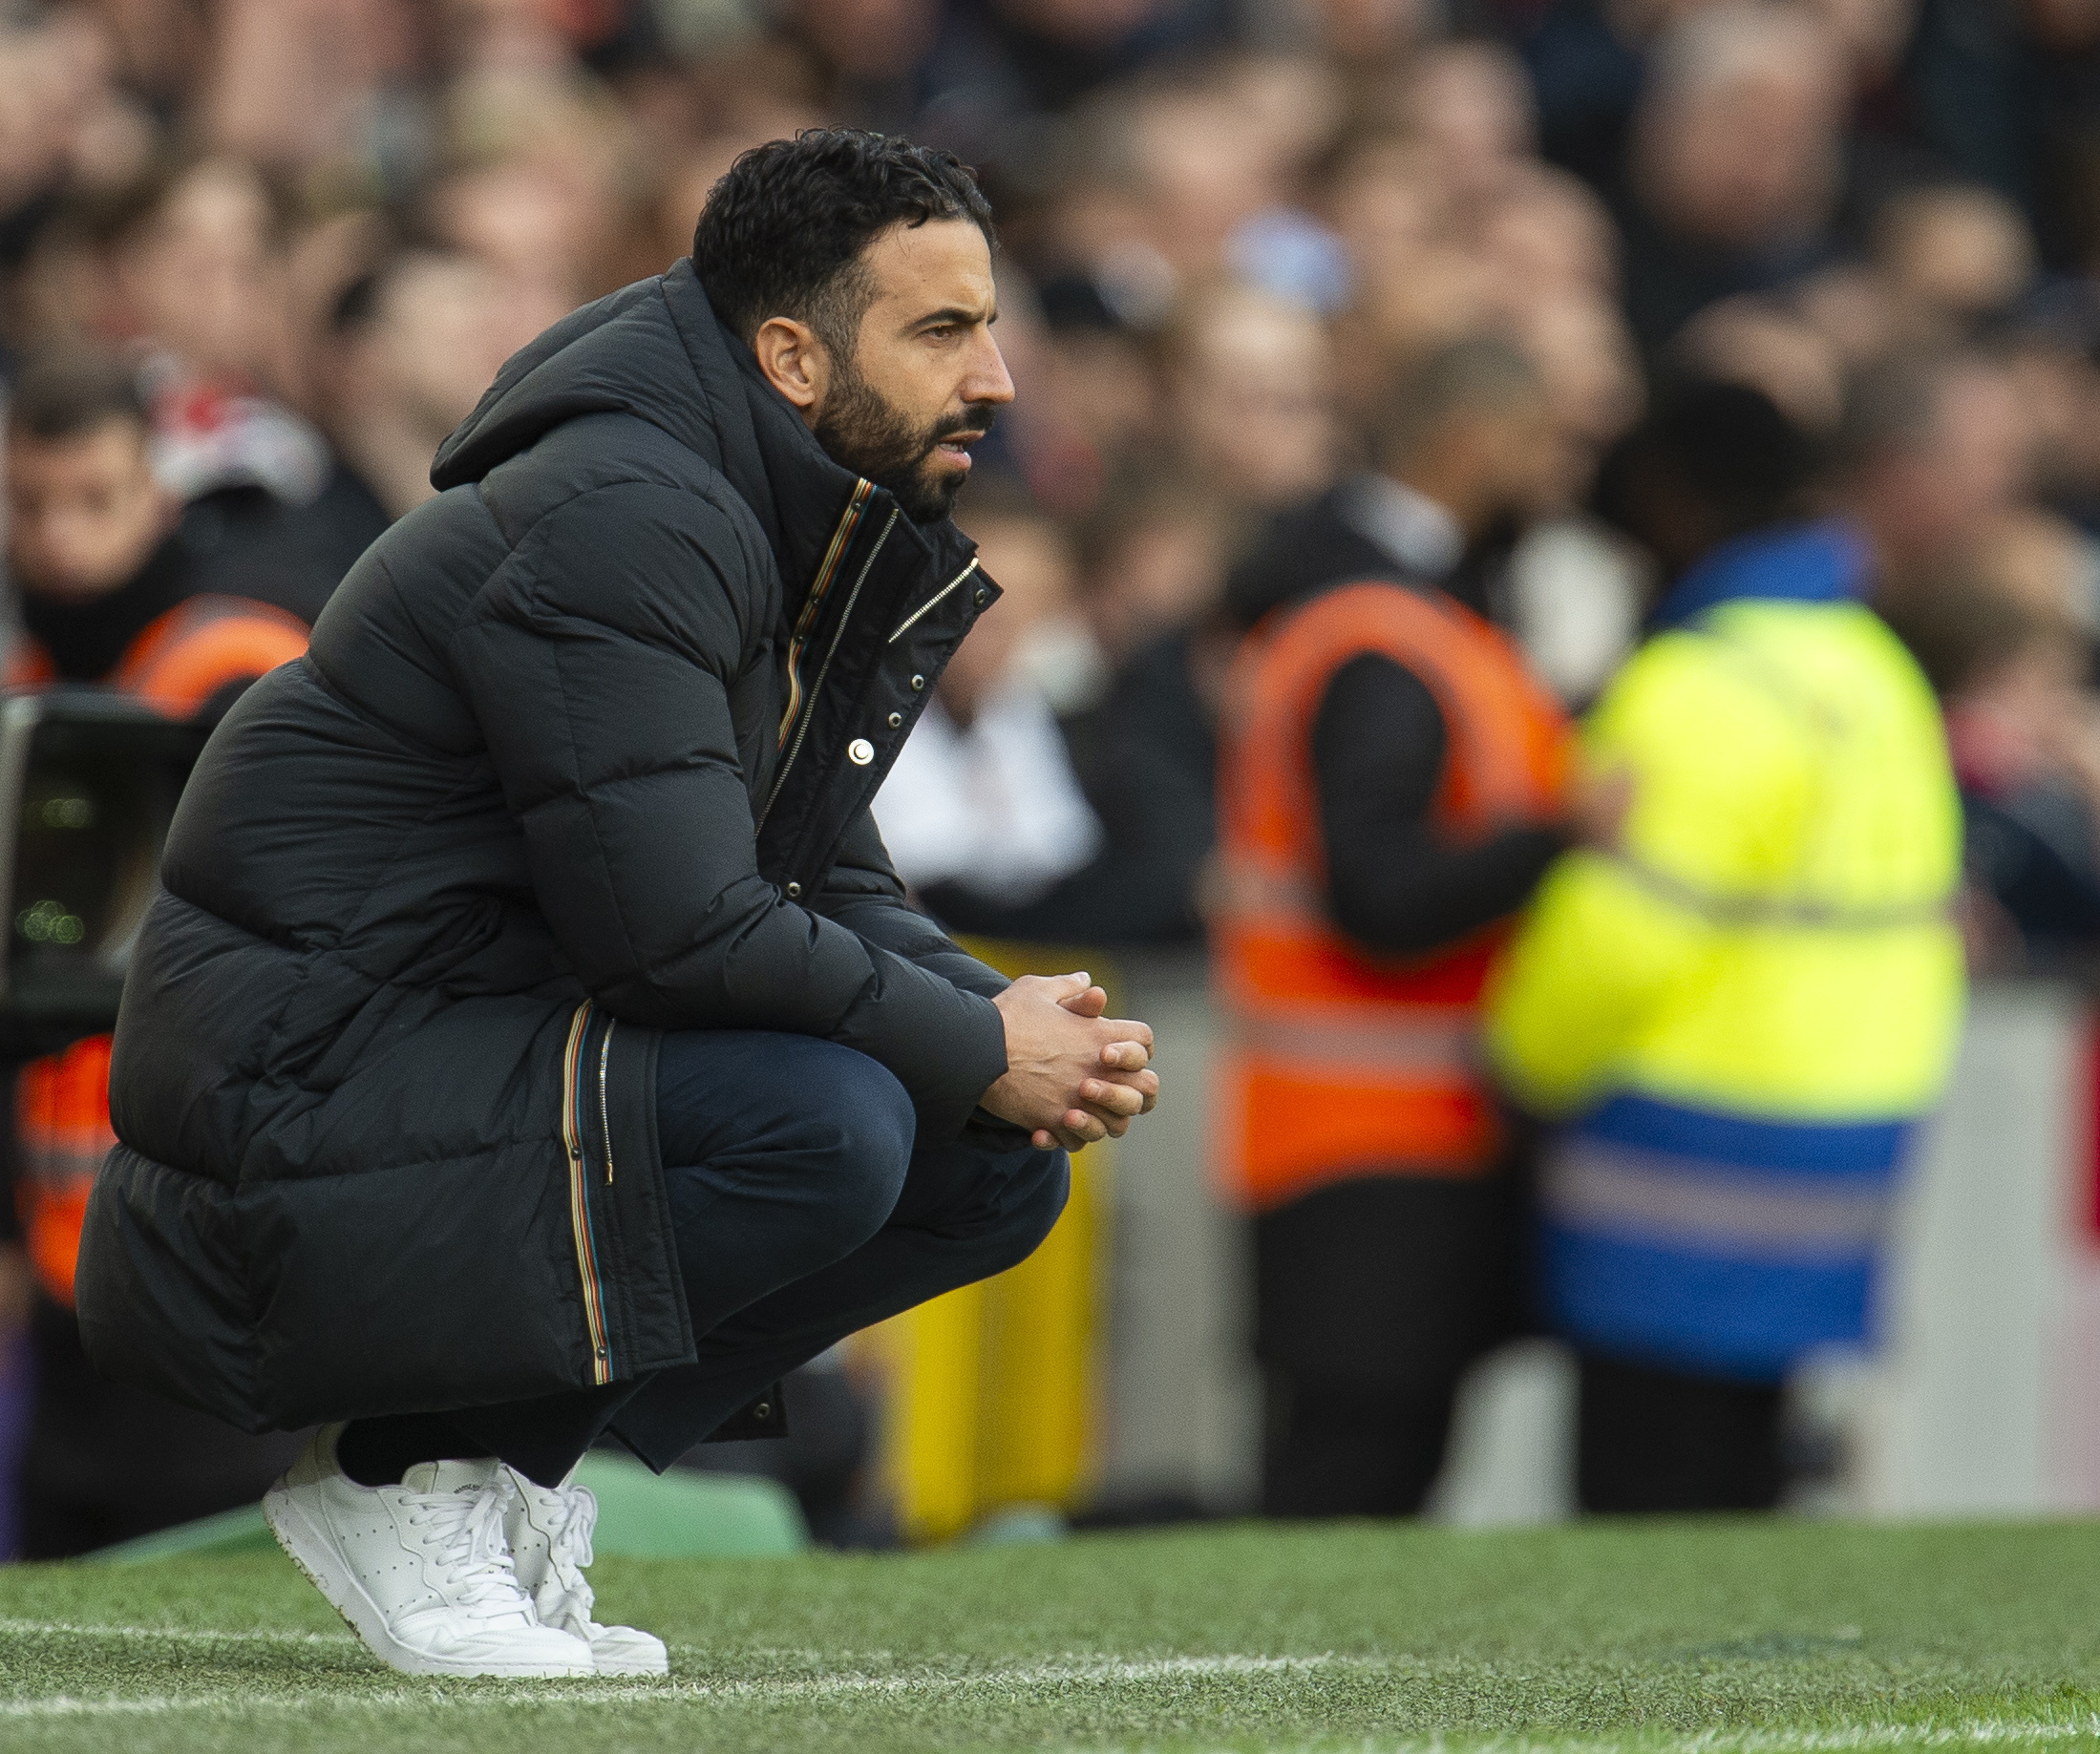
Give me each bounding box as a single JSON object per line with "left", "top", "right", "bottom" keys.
{"left": 965, "top": 332, "right": 1016, "bottom": 407}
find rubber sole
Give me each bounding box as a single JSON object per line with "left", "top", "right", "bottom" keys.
{"left": 262, "top": 1483, "right": 597, "bottom": 1679}
{"left": 586, "top": 1631, "right": 670, "bottom": 1678}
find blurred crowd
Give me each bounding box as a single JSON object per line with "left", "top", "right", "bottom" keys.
{"left": 0, "top": 0, "right": 2096, "bottom": 956}
{"left": 2, "top": 0, "right": 2100, "bottom": 1550}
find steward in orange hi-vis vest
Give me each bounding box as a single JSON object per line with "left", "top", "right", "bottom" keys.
{"left": 10, "top": 596, "right": 308, "bottom": 1310}
{"left": 6, "top": 594, "right": 310, "bottom": 722}
{"left": 1215, "top": 581, "right": 1572, "bottom": 1213}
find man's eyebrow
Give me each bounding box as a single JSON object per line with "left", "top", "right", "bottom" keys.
{"left": 910, "top": 303, "right": 997, "bottom": 329}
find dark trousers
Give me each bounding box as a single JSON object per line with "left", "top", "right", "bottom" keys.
{"left": 1575, "top": 1350, "right": 1787, "bottom": 1513}
{"left": 1255, "top": 1171, "right": 1527, "bottom": 1518}
{"left": 340, "top": 1030, "right": 1069, "bottom": 1488}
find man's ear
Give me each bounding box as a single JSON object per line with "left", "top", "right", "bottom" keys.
{"left": 753, "top": 315, "right": 832, "bottom": 428}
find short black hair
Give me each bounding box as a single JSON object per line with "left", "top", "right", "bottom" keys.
{"left": 1375, "top": 335, "right": 1544, "bottom": 463}
{"left": 1594, "top": 376, "right": 1815, "bottom": 540}
{"left": 691, "top": 130, "right": 995, "bottom": 356}
{"left": 6, "top": 349, "right": 150, "bottom": 443}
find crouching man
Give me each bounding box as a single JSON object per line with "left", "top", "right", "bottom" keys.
{"left": 75, "top": 132, "right": 1157, "bottom": 1678}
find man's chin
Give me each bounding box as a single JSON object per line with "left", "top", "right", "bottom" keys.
{"left": 897, "top": 463, "right": 967, "bottom": 525}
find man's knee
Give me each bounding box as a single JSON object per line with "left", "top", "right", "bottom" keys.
{"left": 983, "top": 1145, "right": 1071, "bottom": 1276}
{"left": 788, "top": 1046, "right": 916, "bottom": 1250}
{"left": 658, "top": 1031, "right": 915, "bottom": 1256}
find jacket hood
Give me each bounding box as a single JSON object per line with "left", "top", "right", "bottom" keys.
{"left": 431, "top": 259, "right": 974, "bottom": 604}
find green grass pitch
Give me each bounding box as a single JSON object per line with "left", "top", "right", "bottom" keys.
{"left": 3, "top": 1516, "right": 2099, "bottom": 1752}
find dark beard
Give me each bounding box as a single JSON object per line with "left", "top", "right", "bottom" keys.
{"left": 812, "top": 360, "right": 992, "bottom": 525}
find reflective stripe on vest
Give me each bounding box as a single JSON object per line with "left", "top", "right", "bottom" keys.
{"left": 1541, "top": 1141, "right": 1891, "bottom": 1259}
{"left": 7, "top": 596, "right": 308, "bottom": 722}
{"left": 109, "top": 596, "right": 309, "bottom": 718}
{"left": 16, "top": 1033, "right": 117, "bottom": 1306}
{"left": 1214, "top": 581, "right": 1571, "bottom": 1211}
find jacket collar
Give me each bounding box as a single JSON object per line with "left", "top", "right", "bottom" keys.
{"left": 1335, "top": 471, "right": 1465, "bottom": 581}
{"left": 1648, "top": 519, "right": 1869, "bottom": 633}
{"left": 433, "top": 259, "right": 977, "bottom": 623}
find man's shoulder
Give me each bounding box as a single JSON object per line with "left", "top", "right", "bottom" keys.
{"left": 475, "top": 408, "right": 741, "bottom": 528}
{"left": 443, "top": 413, "right": 769, "bottom": 608}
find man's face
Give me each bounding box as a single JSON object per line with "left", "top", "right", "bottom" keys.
{"left": 5, "top": 420, "right": 172, "bottom": 602}
{"left": 811, "top": 219, "right": 1015, "bottom": 523}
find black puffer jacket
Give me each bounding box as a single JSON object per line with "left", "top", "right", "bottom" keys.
{"left": 76, "top": 261, "right": 1011, "bottom": 1434}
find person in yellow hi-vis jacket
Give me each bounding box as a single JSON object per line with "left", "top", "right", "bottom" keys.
{"left": 1486, "top": 382, "right": 1966, "bottom": 1514}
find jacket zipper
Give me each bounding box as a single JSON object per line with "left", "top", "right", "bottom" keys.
{"left": 777, "top": 481, "right": 873, "bottom": 748}
{"left": 890, "top": 558, "right": 980, "bottom": 644}
{"left": 598, "top": 1018, "right": 616, "bottom": 1185}
{"left": 561, "top": 1002, "right": 613, "bottom": 1384}
{"left": 758, "top": 505, "right": 900, "bottom": 834}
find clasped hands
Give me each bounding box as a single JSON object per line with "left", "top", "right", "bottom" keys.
{"left": 981, "top": 971, "right": 1159, "bottom": 1152}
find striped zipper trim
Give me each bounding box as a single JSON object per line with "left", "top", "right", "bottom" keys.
{"left": 778, "top": 479, "right": 873, "bottom": 748}
{"left": 890, "top": 558, "right": 980, "bottom": 644}
{"left": 758, "top": 506, "right": 900, "bottom": 835}
{"left": 560, "top": 1002, "right": 613, "bottom": 1385}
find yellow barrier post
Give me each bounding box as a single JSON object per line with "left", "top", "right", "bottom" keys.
{"left": 859, "top": 942, "right": 1115, "bottom": 1543}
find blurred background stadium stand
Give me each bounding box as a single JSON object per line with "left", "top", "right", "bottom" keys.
{"left": 8, "top": 0, "right": 2100, "bottom": 1553}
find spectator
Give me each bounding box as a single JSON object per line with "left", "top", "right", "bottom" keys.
{"left": 95, "top": 152, "right": 383, "bottom": 624}
{"left": 1078, "top": 468, "right": 1237, "bottom": 666}
{"left": 1488, "top": 380, "right": 1965, "bottom": 1512}
{"left": 911, "top": 478, "right": 1236, "bottom": 948}
{"left": 1165, "top": 284, "right": 1341, "bottom": 516}
{"left": 875, "top": 495, "right": 1106, "bottom": 915}
{"left": 1995, "top": 285, "right": 2100, "bottom": 537}
{"left": 1399, "top": 40, "right": 1540, "bottom": 212}
{"left": 321, "top": 248, "right": 570, "bottom": 524}
{"left": 421, "top": 66, "right": 649, "bottom": 307}
{"left": 1887, "top": 518, "right": 2100, "bottom": 967}
{"left": 1214, "top": 336, "right": 1574, "bottom": 1518}
{"left": 1872, "top": 181, "right": 2038, "bottom": 339}
{"left": 2, "top": 348, "right": 310, "bottom": 1556}
{"left": 1830, "top": 349, "right": 2030, "bottom": 611}
{"left": 1669, "top": 294, "right": 1849, "bottom": 433}
{"left": 913, "top": 0, "right": 1237, "bottom": 174}
{"left": 1617, "top": 3, "right": 1851, "bottom": 352}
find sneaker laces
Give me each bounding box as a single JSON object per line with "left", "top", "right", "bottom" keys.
{"left": 401, "top": 1480, "right": 535, "bottom": 1620}
{"left": 538, "top": 1483, "right": 600, "bottom": 1625}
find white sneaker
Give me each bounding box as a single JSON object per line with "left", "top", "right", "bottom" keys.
{"left": 504, "top": 1467, "right": 669, "bottom": 1677}
{"left": 263, "top": 1425, "right": 596, "bottom": 1678}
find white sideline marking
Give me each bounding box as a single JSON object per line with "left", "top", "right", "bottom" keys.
{"left": 0, "top": 1619, "right": 1362, "bottom": 1701}
{"left": 1169, "top": 1721, "right": 2100, "bottom": 1754}
{"left": 0, "top": 1616, "right": 355, "bottom": 1647}
{"left": 3, "top": 1621, "right": 2097, "bottom": 1753}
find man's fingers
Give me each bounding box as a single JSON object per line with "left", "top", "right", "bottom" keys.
{"left": 1097, "top": 1038, "right": 1152, "bottom": 1071}
{"left": 1096, "top": 1019, "right": 1154, "bottom": 1054}
{"left": 1074, "top": 1100, "right": 1142, "bottom": 1142}
{"left": 1059, "top": 983, "right": 1109, "bottom": 1018}
{"left": 1079, "top": 1078, "right": 1146, "bottom": 1117}
{"left": 1095, "top": 1064, "right": 1159, "bottom": 1097}
{"left": 1060, "top": 1108, "right": 1109, "bottom": 1145}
